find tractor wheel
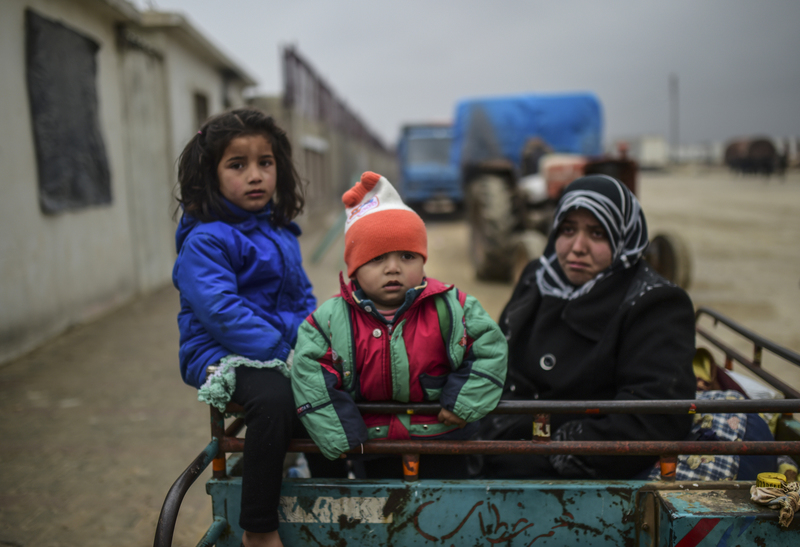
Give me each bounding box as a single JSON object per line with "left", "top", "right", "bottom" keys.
{"left": 467, "top": 175, "right": 515, "bottom": 281}
{"left": 511, "top": 231, "right": 548, "bottom": 284}
{"left": 644, "top": 232, "right": 692, "bottom": 290}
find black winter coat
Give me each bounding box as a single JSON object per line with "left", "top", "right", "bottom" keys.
{"left": 498, "top": 259, "right": 697, "bottom": 479}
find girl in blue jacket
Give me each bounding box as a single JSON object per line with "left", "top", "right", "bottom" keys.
{"left": 173, "top": 108, "right": 315, "bottom": 547}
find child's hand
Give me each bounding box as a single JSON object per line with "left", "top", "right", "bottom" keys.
{"left": 438, "top": 408, "right": 467, "bottom": 428}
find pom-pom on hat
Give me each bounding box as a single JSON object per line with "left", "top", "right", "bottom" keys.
{"left": 342, "top": 171, "right": 427, "bottom": 277}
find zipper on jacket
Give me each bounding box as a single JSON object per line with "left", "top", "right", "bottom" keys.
{"left": 382, "top": 322, "right": 393, "bottom": 400}
{"left": 442, "top": 295, "right": 457, "bottom": 369}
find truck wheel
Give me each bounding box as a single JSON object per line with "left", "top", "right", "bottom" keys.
{"left": 511, "top": 231, "right": 548, "bottom": 284}
{"left": 644, "top": 232, "right": 692, "bottom": 290}
{"left": 467, "top": 175, "right": 514, "bottom": 281}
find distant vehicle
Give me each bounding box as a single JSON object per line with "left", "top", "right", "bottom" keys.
{"left": 452, "top": 92, "right": 690, "bottom": 286}
{"left": 396, "top": 123, "right": 461, "bottom": 213}
{"left": 724, "top": 137, "right": 786, "bottom": 175}
{"left": 451, "top": 92, "right": 605, "bottom": 280}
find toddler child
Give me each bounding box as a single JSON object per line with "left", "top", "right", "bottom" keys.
{"left": 291, "top": 172, "right": 507, "bottom": 477}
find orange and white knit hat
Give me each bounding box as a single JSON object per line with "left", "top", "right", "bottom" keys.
{"left": 342, "top": 171, "right": 427, "bottom": 277}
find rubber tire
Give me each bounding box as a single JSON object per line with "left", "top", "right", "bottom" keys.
{"left": 511, "top": 231, "right": 548, "bottom": 284}
{"left": 467, "top": 175, "right": 514, "bottom": 281}
{"left": 644, "top": 232, "right": 692, "bottom": 290}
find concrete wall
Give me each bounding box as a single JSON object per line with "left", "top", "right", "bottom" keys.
{"left": 1, "top": 1, "right": 139, "bottom": 364}
{"left": 0, "top": 0, "right": 254, "bottom": 365}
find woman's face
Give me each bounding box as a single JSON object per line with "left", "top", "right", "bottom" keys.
{"left": 555, "top": 208, "right": 613, "bottom": 286}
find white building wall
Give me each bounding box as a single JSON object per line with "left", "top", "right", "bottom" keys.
{"left": 0, "top": 1, "right": 138, "bottom": 363}
{"left": 159, "top": 37, "right": 251, "bottom": 170}
{"left": 0, "top": 0, "right": 256, "bottom": 365}
{"left": 165, "top": 42, "right": 226, "bottom": 163}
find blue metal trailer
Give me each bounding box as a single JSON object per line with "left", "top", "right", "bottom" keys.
{"left": 155, "top": 308, "right": 800, "bottom": 546}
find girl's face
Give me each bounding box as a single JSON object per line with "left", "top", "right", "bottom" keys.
{"left": 555, "top": 208, "right": 613, "bottom": 286}
{"left": 216, "top": 134, "right": 277, "bottom": 212}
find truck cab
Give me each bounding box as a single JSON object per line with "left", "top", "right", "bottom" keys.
{"left": 396, "top": 124, "right": 461, "bottom": 213}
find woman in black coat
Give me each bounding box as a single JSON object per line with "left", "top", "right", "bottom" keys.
{"left": 481, "top": 174, "right": 697, "bottom": 480}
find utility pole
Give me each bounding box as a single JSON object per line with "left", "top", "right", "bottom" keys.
{"left": 669, "top": 73, "right": 679, "bottom": 164}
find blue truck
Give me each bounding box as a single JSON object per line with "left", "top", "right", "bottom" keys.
{"left": 396, "top": 123, "right": 462, "bottom": 212}
{"left": 452, "top": 92, "right": 615, "bottom": 280}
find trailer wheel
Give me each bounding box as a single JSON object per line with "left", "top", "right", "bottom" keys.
{"left": 645, "top": 232, "right": 692, "bottom": 290}
{"left": 467, "top": 175, "right": 514, "bottom": 281}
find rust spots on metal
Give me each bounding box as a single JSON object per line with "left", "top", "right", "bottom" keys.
{"left": 385, "top": 488, "right": 414, "bottom": 544}
{"left": 325, "top": 528, "right": 347, "bottom": 547}
{"left": 337, "top": 514, "right": 361, "bottom": 530}
{"left": 298, "top": 524, "right": 326, "bottom": 546}
{"left": 606, "top": 487, "right": 634, "bottom": 503}
{"left": 552, "top": 514, "right": 605, "bottom": 537}
{"left": 295, "top": 495, "right": 319, "bottom": 514}
{"left": 383, "top": 488, "right": 410, "bottom": 518}
{"left": 529, "top": 530, "right": 555, "bottom": 543}
{"left": 540, "top": 488, "right": 576, "bottom": 515}
{"left": 411, "top": 501, "right": 439, "bottom": 541}
{"left": 477, "top": 501, "right": 534, "bottom": 542}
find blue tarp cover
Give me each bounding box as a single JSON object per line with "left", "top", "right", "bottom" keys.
{"left": 451, "top": 92, "right": 603, "bottom": 169}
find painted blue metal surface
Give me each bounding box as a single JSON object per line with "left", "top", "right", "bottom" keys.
{"left": 657, "top": 488, "right": 800, "bottom": 546}
{"left": 208, "top": 477, "right": 643, "bottom": 546}
{"left": 196, "top": 516, "right": 228, "bottom": 547}
{"left": 206, "top": 476, "right": 800, "bottom": 546}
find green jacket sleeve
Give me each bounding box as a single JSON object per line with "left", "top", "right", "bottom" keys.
{"left": 291, "top": 311, "right": 368, "bottom": 460}
{"left": 440, "top": 293, "right": 508, "bottom": 423}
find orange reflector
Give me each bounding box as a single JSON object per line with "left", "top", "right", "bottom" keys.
{"left": 403, "top": 460, "right": 419, "bottom": 476}
{"left": 660, "top": 460, "right": 677, "bottom": 478}
{"left": 212, "top": 458, "right": 226, "bottom": 472}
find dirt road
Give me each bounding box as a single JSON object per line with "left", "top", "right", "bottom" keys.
{"left": 0, "top": 167, "right": 797, "bottom": 546}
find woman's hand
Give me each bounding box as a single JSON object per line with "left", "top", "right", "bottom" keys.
{"left": 438, "top": 408, "right": 467, "bottom": 428}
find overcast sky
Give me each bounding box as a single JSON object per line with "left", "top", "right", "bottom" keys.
{"left": 134, "top": 0, "right": 799, "bottom": 148}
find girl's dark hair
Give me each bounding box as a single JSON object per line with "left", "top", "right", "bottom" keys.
{"left": 176, "top": 108, "right": 305, "bottom": 225}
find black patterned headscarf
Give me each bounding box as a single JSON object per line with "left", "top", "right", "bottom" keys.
{"left": 535, "top": 174, "right": 649, "bottom": 300}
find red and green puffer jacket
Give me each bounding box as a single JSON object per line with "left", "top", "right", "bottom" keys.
{"left": 291, "top": 274, "right": 508, "bottom": 460}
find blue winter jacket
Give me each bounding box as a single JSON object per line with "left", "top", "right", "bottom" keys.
{"left": 172, "top": 200, "right": 317, "bottom": 388}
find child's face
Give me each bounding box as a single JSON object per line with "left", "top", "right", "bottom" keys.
{"left": 354, "top": 251, "right": 425, "bottom": 311}
{"left": 217, "top": 134, "right": 277, "bottom": 212}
